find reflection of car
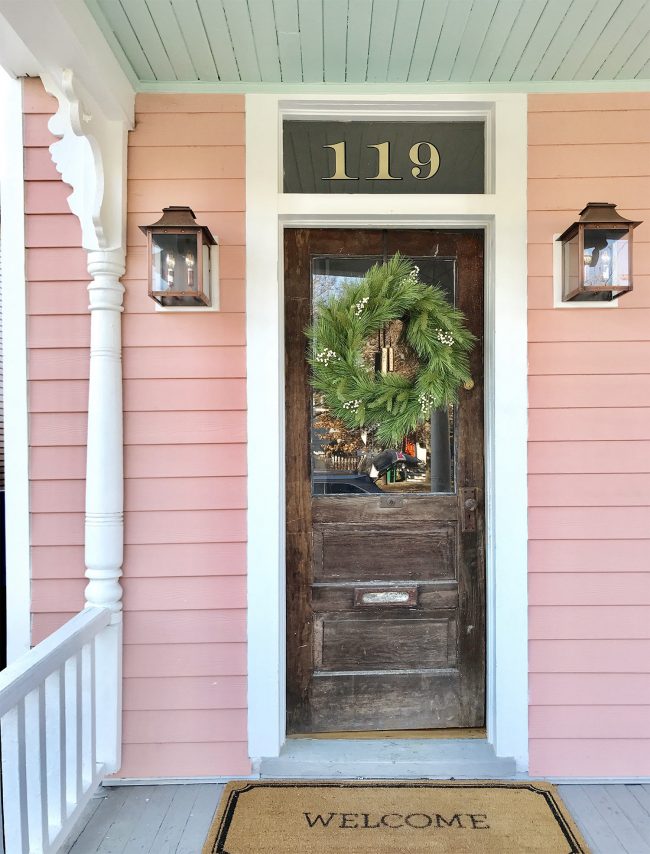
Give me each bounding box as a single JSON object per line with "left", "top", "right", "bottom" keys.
{"left": 312, "top": 471, "right": 383, "bottom": 495}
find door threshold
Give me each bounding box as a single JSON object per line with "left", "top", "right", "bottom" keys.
{"left": 288, "top": 727, "right": 486, "bottom": 740}
{"left": 260, "top": 737, "right": 516, "bottom": 780}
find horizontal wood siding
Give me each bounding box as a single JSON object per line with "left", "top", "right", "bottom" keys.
{"left": 119, "top": 92, "right": 248, "bottom": 779}
{"left": 528, "top": 92, "right": 650, "bottom": 777}
{"left": 26, "top": 84, "right": 249, "bottom": 779}
{"left": 24, "top": 78, "right": 88, "bottom": 643}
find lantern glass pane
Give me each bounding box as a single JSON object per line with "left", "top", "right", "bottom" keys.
{"left": 151, "top": 232, "right": 201, "bottom": 295}
{"left": 562, "top": 233, "right": 580, "bottom": 299}
{"left": 583, "top": 228, "right": 629, "bottom": 290}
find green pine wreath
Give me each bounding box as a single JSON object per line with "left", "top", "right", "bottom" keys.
{"left": 306, "top": 253, "right": 476, "bottom": 447}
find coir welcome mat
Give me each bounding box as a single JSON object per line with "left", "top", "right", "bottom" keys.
{"left": 203, "top": 780, "right": 590, "bottom": 853}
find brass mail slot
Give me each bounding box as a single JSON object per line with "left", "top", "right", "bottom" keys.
{"left": 354, "top": 587, "right": 417, "bottom": 608}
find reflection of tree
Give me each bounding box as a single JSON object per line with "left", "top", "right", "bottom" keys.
{"left": 313, "top": 410, "right": 365, "bottom": 457}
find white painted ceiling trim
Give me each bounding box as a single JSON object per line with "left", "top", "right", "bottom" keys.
{"left": 0, "top": 0, "right": 135, "bottom": 125}
{"left": 133, "top": 78, "right": 650, "bottom": 94}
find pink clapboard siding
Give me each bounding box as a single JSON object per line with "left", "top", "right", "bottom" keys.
{"left": 25, "top": 84, "right": 249, "bottom": 778}
{"left": 23, "top": 78, "right": 88, "bottom": 635}
{"left": 528, "top": 92, "right": 650, "bottom": 777}
{"left": 119, "top": 92, "right": 248, "bottom": 779}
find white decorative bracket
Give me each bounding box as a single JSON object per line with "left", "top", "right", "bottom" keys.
{"left": 42, "top": 68, "right": 128, "bottom": 251}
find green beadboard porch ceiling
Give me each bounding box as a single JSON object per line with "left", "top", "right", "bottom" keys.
{"left": 85, "top": 0, "right": 650, "bottom": 91}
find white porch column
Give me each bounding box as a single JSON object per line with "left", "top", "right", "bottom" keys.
{"left": 85, "top": 249, "right": 125, "bottom": 772}
{"left": 84, "top": 249, "right": 125, "bottom": 618}
{"left": 41, "top": 68, "right": 133, "bottom": 774}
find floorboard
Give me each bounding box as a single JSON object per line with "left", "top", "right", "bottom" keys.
{"left": 586, "top": 784, "right": 650, "bottom": 853}
{"left": 66, "top": 788, "right": 133, "bottom": 854}
{"left": 558, "top": 785, "right": 627, "bottom": 854}
{"left": 147, "top": 784, "right": 206, "bottom": 854}
{"left": 65, "top": 784, "right": 222, "bottom": 854}
{"left": 629, "top": 783, "right": 650, "bottom": 817}
{"left": 122, "top": 784, "right": 177, "bottom": 853}
{"left": 559, "top": 783, "right": 650, "bottom": 854}
{"left": 605, "top": 785, "right": 650, "bottom": 848}
{"left": 61, "top": 792, "right": 106, "bottom": 854}
{"left": 176, "top": 784, "right": 223, "bottom": 854}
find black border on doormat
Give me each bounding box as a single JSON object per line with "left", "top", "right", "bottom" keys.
{"left": 208, "top": 781, "right": 587, "bottom": 854}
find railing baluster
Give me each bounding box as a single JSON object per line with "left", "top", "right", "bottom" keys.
{"left": 38, "top": 683, "right": 49, "bottom": 848}
{"left": 1, "top": 702, "right": 29, "bottom": 853}
{"left": 17, "top": 700, "right": 29, "bottom": 853}
{"left": 81, "top": 643, "right": 92, "bottom": 789}
{"left": 44, "top": 669, "right": 62, "bottom": 841}
{"left": 64, "top": 655, "right": 76, "bottom": 820}
{"left": 90, "top": 638, "right": 97, "bottom": 779}
{"left": 59, "top": 665, "right": 67, "bottom": 824}
{"left": 75, "top": 651, "right": 83, "bottom": 805}
{"left": 24, "top": 688, "right": 44, "bottom": 851}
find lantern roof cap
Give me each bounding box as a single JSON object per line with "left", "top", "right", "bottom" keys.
{"left": 578, "top": 202, "right": 640, "bottom": 225}
{"left": 557, "top": 202, "right": 641, "bottom": 243}
{"left": 139, "top": 206, "right": 216, "bottom": 243}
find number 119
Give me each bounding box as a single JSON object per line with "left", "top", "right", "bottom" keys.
{"left": 323, "top": 140, "right": 440, "bottom": 181}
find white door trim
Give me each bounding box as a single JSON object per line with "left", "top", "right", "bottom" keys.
{"left": 245, "top": 93, "right": 529, "bottom": 771}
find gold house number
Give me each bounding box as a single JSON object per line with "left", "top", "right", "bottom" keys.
{"left": 323, "top": 141, "right": 441, "bottom": 181}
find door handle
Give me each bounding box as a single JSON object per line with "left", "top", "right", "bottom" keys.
{"left": 460, "top": 487, "right": 479, "bottom": 532}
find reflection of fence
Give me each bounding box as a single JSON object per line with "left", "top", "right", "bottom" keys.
{"left": 326, "top": 454, "right": 359, "bottom": 472}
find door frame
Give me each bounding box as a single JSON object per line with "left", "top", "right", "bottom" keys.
{"left": 245, "top": 94, "right": 528, "bottom": 770}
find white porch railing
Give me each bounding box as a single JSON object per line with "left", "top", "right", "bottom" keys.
{"left": 0, "top": 607, "right": 120, "bottom": 853}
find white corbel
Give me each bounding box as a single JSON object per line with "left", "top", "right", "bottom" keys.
{"left": 43, "top": 68, "right": 127, "bottom": 252}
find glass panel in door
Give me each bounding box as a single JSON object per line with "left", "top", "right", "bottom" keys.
{"left": 310, "top": 254, "right": 457, "bottom": 496}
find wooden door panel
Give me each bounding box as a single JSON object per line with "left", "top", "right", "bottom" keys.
{"left": 316, "top": 614, "right": 456, "bottom": 670}
{"left": 313, "top": 525, "right": 456, "bottom": 582}
{"left": 285, "top": 228, "right": 485, "bottom": 734}
{"left": 310, "top": 673, "right": 462, "bottom": 731}
{"left": 313, "top": 494, "right": 458, "bottom": 523}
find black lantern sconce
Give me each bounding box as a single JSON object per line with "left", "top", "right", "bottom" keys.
{"left": 140, "top": 206, "right": 218, "bottom": 308}
{"left": 557, "top": 202, "right": 641, "bottom": 302}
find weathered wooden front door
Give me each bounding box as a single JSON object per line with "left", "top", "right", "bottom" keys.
{"left": 285, "top": 229, "right": 485, "bottom": 734}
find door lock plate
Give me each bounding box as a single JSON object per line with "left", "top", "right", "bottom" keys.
{"left": 460, "top": 487, "right": 479, "bottom": 532}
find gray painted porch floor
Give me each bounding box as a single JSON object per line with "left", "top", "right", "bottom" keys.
{"left": 64, "top": 781, "right": 650, "bottom": 853}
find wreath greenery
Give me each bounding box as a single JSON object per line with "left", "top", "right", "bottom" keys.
{"left": 306, "top": 253, "right": 475, "bottom": 447}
